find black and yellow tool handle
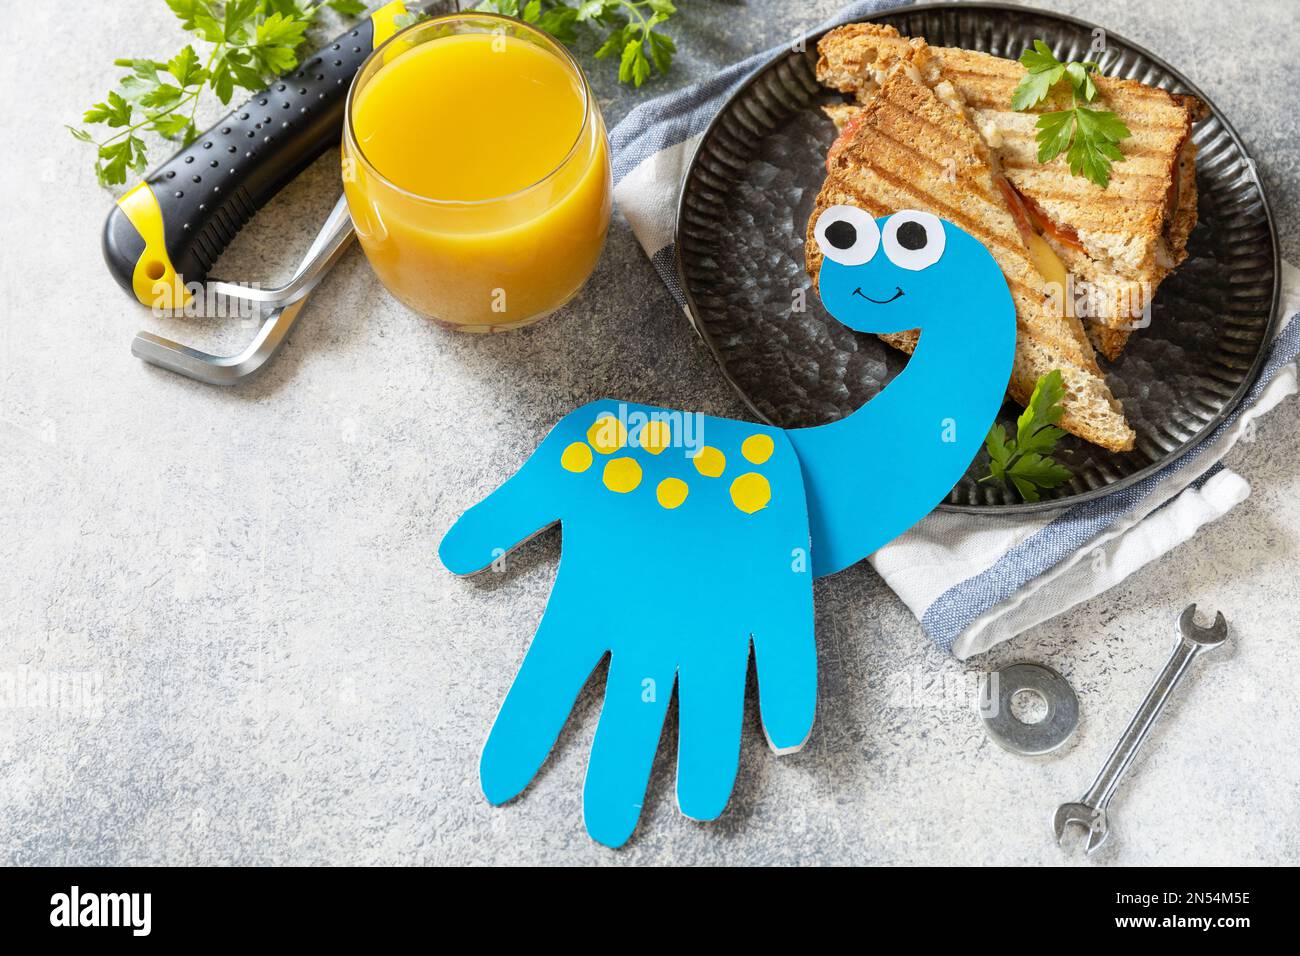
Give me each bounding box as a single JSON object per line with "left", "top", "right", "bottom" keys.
{"left": 102, "top": 1, "right": 412, "bottom": 308}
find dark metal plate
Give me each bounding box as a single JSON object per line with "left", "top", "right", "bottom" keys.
{"left": 674, "top": 2, "right": 1280, "bottom": 512}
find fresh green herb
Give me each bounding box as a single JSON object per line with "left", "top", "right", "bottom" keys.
{"left": 477, "top": 0, "right": 678, "bottom": 87}
{"left": 391, "top": 9, "right": 428, "bottom": 29}
{"left": 70, "top": 1, "right": 364, "bottom": 187}
{"left": 1010, "top": 39, "right": 1131, "bottom": 188}
{"left": 76, "top": 0, "right": 682, "bottom": 187}
{"left": 981, "top": 369, "right": 1074, "bottom": 502}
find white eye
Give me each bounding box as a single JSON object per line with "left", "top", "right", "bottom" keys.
{"left": 813, "top": 205, "right": 880, "bottom": 266}
{"left": 882, "top": 211, "right": 946, "bottom": 271}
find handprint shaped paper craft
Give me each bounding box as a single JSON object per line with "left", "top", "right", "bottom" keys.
{"left": 440, "top": 210, "right": 1018, "bottom": 846}
{"left": 441, "top": 407, "right": 814, "bottom": 848}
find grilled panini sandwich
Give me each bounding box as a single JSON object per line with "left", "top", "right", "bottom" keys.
{"left": 817, "top": 24, "right": 1204, "bottom": 360}
{"left": 807, "top": 41, "right": 1136, "bottom": 451}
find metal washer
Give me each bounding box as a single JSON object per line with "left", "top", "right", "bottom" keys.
{"left": 981, "top": 663, "right": 1078, "bottom": 756}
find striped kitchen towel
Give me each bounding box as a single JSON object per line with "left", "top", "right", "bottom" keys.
{"left": 608, "top": 0, "right": 1300, "bottom": 658}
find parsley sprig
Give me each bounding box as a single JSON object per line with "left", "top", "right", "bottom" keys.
{"left": 981, "top": 369, "right": 1074, "bottom": 502}
{"left": 477, "top": 0, "right": 678, "bottom": 87}
{"left": 70, "top": 1, "right": 364, "bottom": 187}
{"left": 76, "top": 0, "right": 682, "bottom": 187}
{"left": 1010, "top": 40, "right": 1132, "bottom": 188}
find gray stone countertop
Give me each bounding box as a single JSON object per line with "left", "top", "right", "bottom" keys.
{"left": 0, "top": 0, "right": 1296, "bottom": 864}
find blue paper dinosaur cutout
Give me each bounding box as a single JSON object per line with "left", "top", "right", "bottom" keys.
{"left": 440, "top": 208, "right": 1017, "bottom": 847}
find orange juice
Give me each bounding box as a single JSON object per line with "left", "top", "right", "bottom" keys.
{"left": 342, "top": 17, "right": 612, "bottom": 330}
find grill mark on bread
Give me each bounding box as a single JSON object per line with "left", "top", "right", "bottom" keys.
{"left": 829, "top": 97, "right": 1102, "bottom": 363}
{"left": 999, "top": 158, "right": 1173, "bottom": 181}
{"left": 838, "top": 112, "right": 1006, "bottom": 207}
{"left": 830, "top": 103, "right": 1182, "bottom": 176}
{"left": 1005, "top": 182, "right": 1168, "bottom": 205}
{"left": 828, "top": 93, "right": 1037, "bottom": 266}
{"left": 811, "top": 176, "right": 1053, "bottom": 317}
{"left": 832, "top": 171, "right": 1029, "bottom": 270}
{"left": 815, "top": 21, "right": 1200, "bottom": 370}
{"left": 808, "top": 37, "right": 1135, "bottom": 450}
{"left": 950, "top": 86, "right": 1195, "bottom": 124}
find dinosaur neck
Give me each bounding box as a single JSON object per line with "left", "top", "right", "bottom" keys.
{"left": 787, "top": 314, "right": 1015, "bottom": 578}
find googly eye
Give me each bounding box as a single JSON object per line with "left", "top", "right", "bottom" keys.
{"left": 882, "top": 211, "right": 946, "bottom": 271}
{"left": 813, "top": 204, "right": 880, "bottom": 266}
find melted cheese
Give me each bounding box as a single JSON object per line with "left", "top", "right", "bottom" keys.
{"left": 1026, "top": 231, "right": 1072, "bottom": 318}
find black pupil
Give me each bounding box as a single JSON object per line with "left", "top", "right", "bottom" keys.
{"left": 897, "top": 220, "right": 928, "bottom": 250}
{"left": 825, "top": 220, "right": 857, "bottom": 250}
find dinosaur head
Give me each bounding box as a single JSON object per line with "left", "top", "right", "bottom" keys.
{"left": 812, "top": 207, "right": 1007, "bottom": 337}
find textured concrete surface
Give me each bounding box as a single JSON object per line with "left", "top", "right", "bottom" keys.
{"left": 1, "top": 0, "right": 1296, "bottom": 865}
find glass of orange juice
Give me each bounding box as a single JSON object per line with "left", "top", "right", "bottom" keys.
{"left": 342, "top": 12, "right": 612, "bottom": 331}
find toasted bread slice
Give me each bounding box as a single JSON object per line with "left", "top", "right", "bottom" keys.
{"left": 817, "top": 23, "right": 1202, "bottom": 359}
{"left": 807, "top": 46, "right": 1135, "bottom": 451}
{"left": 827, "top": 92, "right": 1198, "bottom": 358}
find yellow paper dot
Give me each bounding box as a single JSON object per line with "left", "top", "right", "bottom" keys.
{"left": 638, "top": 420, "right": 672, "bottom": 455}
{"left": 656, "top": 477, "right": 689, "bottom": 509}
{"left": 587, "top": 414, "right": 627, "bottom": 455}
{"left": 730, "top": 472, "right": 771, "bottom": 514}
{"left": 742, "top": 433, "right": 775, "bottom": 464}
{"left": 560, "top": 442, "right": 593, "bottom": 473}
{"left": 603, "top": 457, "right": 642, "bottom": 493}
{"left": 692, "top": 446, "right": 726, "bottom": 478}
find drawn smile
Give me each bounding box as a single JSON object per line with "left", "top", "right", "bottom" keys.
{"left": 853, "top": 286, "right": 905, "bottom": 305}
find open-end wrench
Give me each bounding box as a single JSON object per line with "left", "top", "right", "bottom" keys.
{"left": 1054, "top": 604, "right": 1229, "bottom": 854}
